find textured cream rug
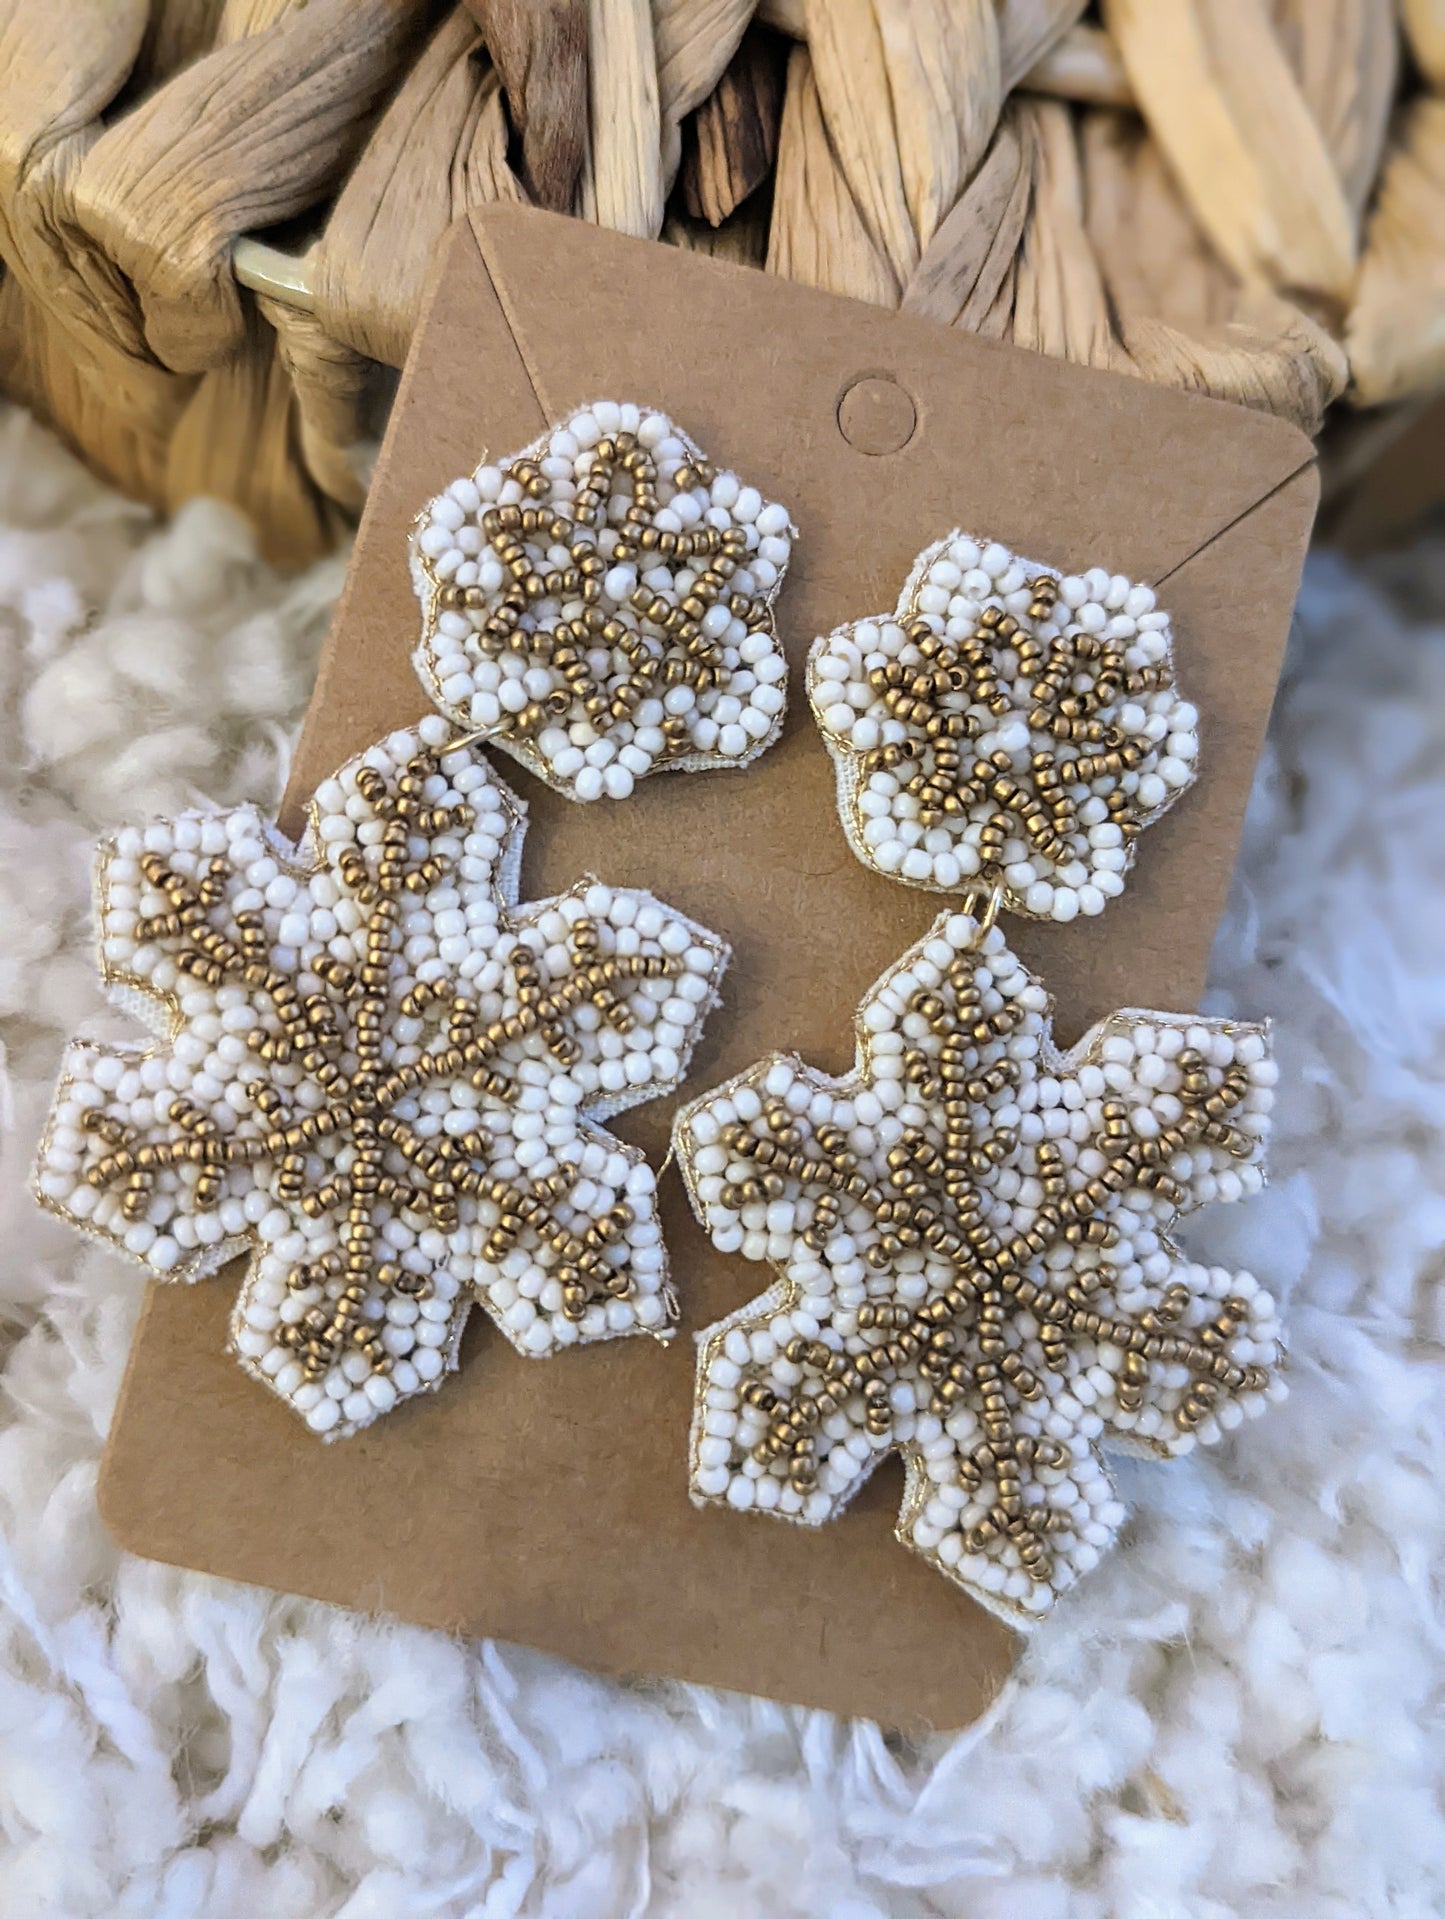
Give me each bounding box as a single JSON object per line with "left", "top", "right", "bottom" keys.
{"left": 2, "top": 404, "right": 1442, "bottom": 1917}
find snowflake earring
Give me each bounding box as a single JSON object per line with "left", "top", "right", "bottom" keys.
{"left": 808, "top": 535, "right": 1197, "bottom": 917}
{"left": 33, "top": 716, "right": 727, "bottom": 1438}
{"left": 674, "top": 540, "right": 1285, "bottom": 1626}
{"left": 412, "top": 401, "right": 795, "bottom": 802}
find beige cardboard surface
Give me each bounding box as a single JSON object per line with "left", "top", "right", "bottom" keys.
{"left": 97, "top": 207, "right": 1318, "bottom": 1729}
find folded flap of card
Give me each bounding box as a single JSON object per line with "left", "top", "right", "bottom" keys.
{"left": 294, "top": 206, "right": 1316, "bottom": 802}
{"left": 468, "top": 202, "right": 1316, "bottom": 592}
{"left": 101, "top": 208, "right": 1318, "bottom": 1732}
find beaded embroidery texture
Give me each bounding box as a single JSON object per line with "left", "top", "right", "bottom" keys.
{"left": 412, "top": 400, "right": 795, "bottom": 802}
{"left": 33, "top": 717, "right": 728, "bottom": 1439}
{"left": 808, "top": 534, "right": 1199, "bottom": 918}
{"left": 674, "top": 909, "right": 1284, "bottom": 1625}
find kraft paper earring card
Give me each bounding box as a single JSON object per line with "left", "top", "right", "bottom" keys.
{"left": 97, "top": 204, "right": 1316, "bottom": 1730}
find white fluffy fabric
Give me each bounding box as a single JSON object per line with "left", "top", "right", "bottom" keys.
{"left": 1, "top": 402, "right": 1442, "bottom": 1917}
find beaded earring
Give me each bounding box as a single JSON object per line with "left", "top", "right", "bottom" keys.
{"left": 672, "top": 536, "right": 1284, "bottom": 1626}
{"left": 33, "top": 717, "right": 728, "bottom": 1438}
{"left": 412, "top": 401, "right": 795, "bottom": 803}
{"left": 807, "top": 534, "right": 1198, "bottom": 917}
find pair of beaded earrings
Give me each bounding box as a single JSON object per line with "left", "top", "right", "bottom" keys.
{"left": 34, "top": 402, "right": 1284, "bottom": 1625}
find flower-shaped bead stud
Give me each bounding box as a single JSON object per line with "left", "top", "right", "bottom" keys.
{"left": 808, "top": 535, "right": 1198, "bottom": 919}
{"left": 33, "top": 717, "right": 728, "bottom": 1438}
{"left": 674, "top": 907, "right": 1283, "bottom": 1623}
{"left": 412, "top": 401, "right": 795, "bottom": 801}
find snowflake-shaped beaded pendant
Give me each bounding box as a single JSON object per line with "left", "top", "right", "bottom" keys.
{"left": 808, "top": 534, "right": 1198, "bottom": 919}
{"left": 674, "top": 907, "right": 1284, "bottom": 1624}
{"left": 33, "top": 717, "right": 728, "bottom": 1438}
{"left": 412, "top": 400, "right": 795, "bottom": 801}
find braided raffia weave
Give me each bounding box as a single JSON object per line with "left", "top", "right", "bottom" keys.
{"left": 1, "top": 0, "right": 1441, "bottom": 568}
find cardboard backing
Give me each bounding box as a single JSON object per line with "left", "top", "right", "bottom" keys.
{"left": 97, "top": 206, "right": 1318, "bottom": 1729}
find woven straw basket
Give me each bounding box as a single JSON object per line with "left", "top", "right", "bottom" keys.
{"left": 2, "top": 1, "right": 1442, "bottom": 568}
